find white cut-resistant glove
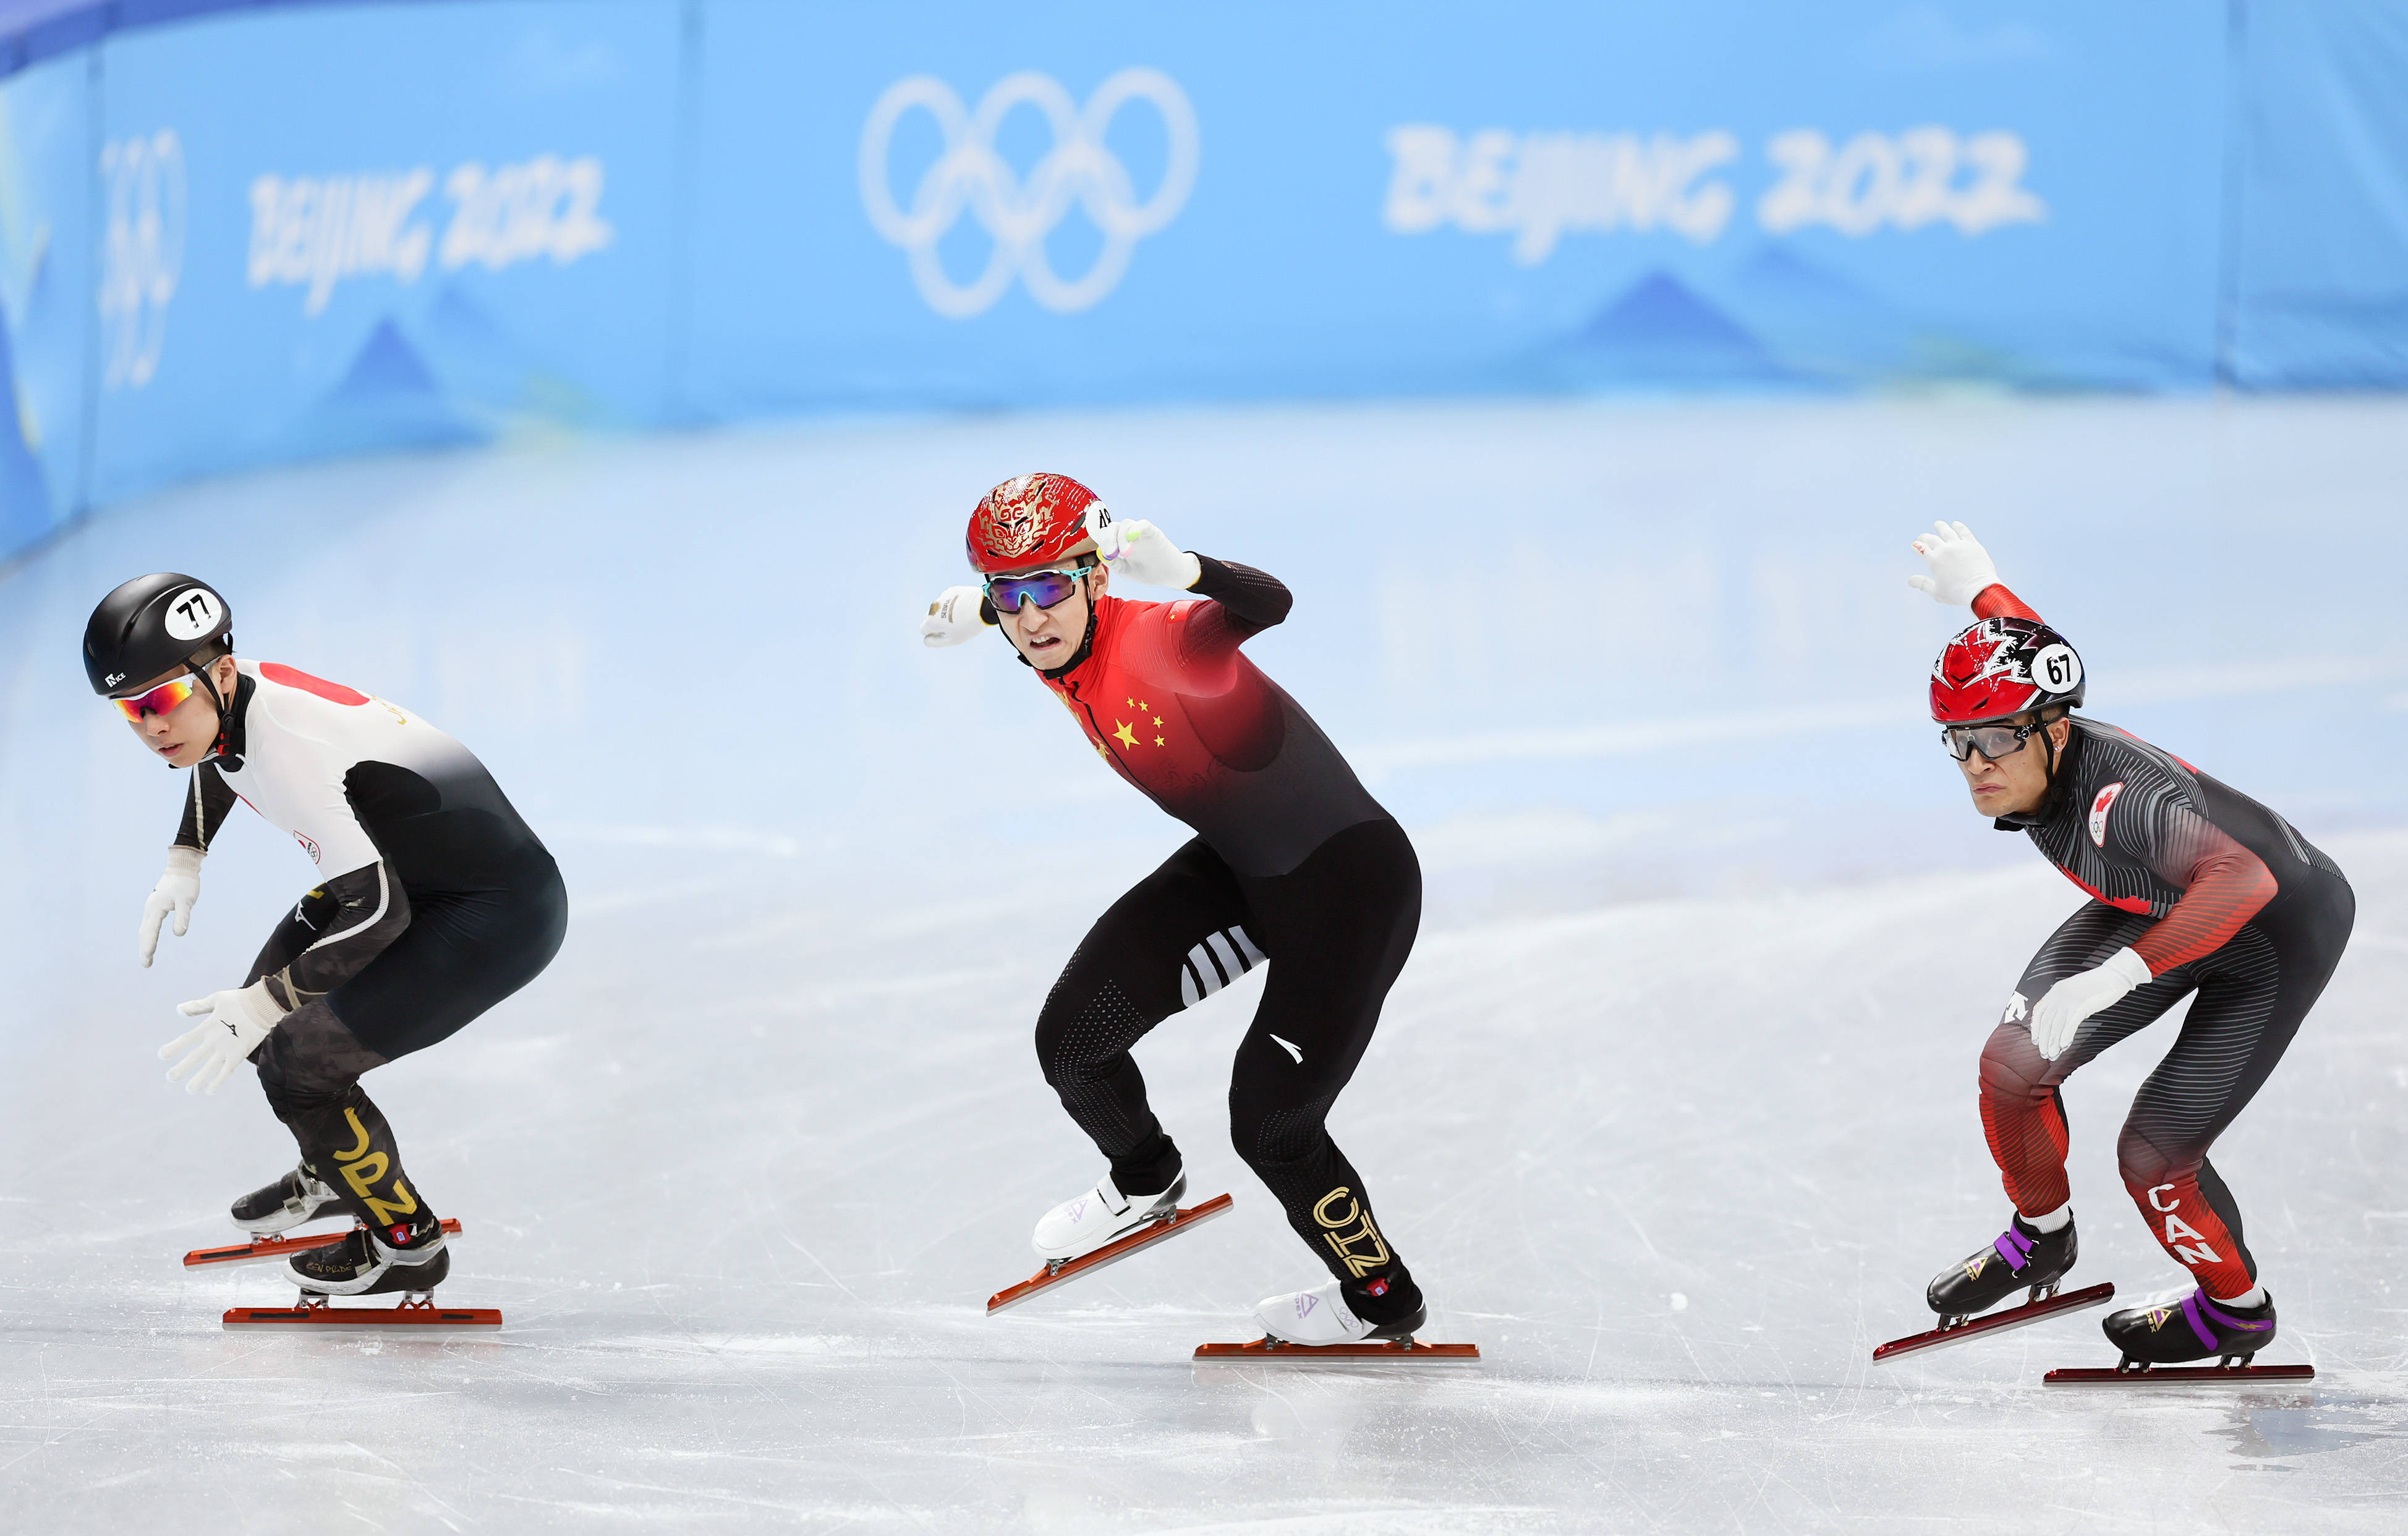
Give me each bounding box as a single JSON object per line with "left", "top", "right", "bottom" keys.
{"left": 160, "top": 980, "right": 285, "bottom": 1095}
{"left": 1093, "top": 517, "right": 1202, "bottom": 591}
{"left": 138, "top": 846, "right": 205, "bottom": 967}
{"left": 1907, "top": 520, "right": 2003, "bottom": 607}
{"left": 921, "top": 585, "right": 990, "bottom": 648}
{"left": 2028, "top": 947, "right": 2151, "bottom": 1062}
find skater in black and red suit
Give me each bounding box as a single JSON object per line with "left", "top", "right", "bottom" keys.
{"left": 920, "top": 473, "right": 1427, "bottom": 1346}
{"left": 1905, "top": 523, "right": 2352, "bottom": 1365}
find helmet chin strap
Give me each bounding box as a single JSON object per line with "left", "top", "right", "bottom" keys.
{"left": 187, "top": 653, "right": 240, "bottom": 767}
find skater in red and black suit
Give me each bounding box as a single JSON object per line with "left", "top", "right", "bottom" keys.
{"left": 921, "top": 474, "right": 1427, "bottom": 1346}
{"left": 1905, "top": 523, "right": 2353, "bottom": 1366}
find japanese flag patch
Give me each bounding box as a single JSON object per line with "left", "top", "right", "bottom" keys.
{"left": 2088, "top": 782, "right": 2126, "bottom": 848}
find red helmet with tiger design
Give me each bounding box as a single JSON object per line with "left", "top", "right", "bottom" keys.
{"left": 966, "top": 473, "right": 1109, "bottom": 574}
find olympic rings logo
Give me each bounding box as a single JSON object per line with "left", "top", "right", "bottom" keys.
{"left": 98, "top": 130, "right": 187, "bottom": 390}
{"left": 859, "top": 69, "right": 1199, "bottom": 319}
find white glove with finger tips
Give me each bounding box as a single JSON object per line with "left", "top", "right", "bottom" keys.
{"left": 160, "top": 981, "right": 284, "bottom": 1095}
{"left": 2028, "top": 947, "right": 2151, "bottom": 1062}
{"left": 921, "top": 585, "right": 990, "bottom": 648}
{"left": 1094, "top": 517, "right": 1202, "bottom": 591}
{"left": 138, "top": 847, "right": 205, "bottom": 967}
{"left": 1907, "top": 520, "right": 2002, "bottom": 607}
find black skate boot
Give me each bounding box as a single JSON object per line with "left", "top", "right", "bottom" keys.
{"left": 2103, "top": 1289, "right": 2276, "bottom": 1368}
{"left": 1926, "top": 1212, "right": 2077, "bottom": 1323}
{"left": 289, "top": 1212, "right": 449, "bottom": 1297}
{"left": 231, "top": 1163, "right": 345, "bottom": 1236}
{"left": 1345, "top": 1269, "right": 1427, "bottom": 1342}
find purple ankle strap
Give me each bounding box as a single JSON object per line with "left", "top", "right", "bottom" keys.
{"left": 2180, "top": 1290, "right": 2271, "bottom": 1350}
{"left": 1993, "top": 1224, "right": 2037, "bottom": 1273}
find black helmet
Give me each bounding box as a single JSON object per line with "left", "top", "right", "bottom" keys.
{"left": 84, "top": 573, "right": 232, "bottom": 695}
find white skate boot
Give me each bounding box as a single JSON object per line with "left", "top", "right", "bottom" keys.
{"left": 1031, "top": 1171, "right": 1188, "bottom": 1263}
{"left": 1254, "top": 1278, "right": 1428, "bottom": 1344}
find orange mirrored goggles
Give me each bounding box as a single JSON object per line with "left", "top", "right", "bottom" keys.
{"left": 109, "top": 673, "right": 203, "bottom": 722}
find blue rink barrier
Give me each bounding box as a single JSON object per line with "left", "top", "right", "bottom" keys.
{"left": 0, "top": 0, "right": 2404, "bottom": 559}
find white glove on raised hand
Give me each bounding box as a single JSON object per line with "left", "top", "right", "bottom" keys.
{"left": 138, "top": 847, "right": 205, "bottom": 967}
{"left": 160, "top": 981, "right": 285, "bottom": 1094}
{"left": 2028, "top": 947, "right": 2151, "bottom": 1062}
{"left": 1907, "top": 520, "right": 2002, "bottom": 607}
{"left": 920, "top": 585, "right": 990, "bottom": 648}
{"left": 1093, "top": 517, "right": 1202, "bottom": 591}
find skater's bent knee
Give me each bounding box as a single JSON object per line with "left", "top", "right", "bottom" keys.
{"left": 2115, "top": 1125, "right": 2185, "bottom": 1191}
{"left": 254, "top": 1002, "right": 385, "bottom": 1114}
{"left": 1978, "top": 1025, "right": 2049, "bottom": 1098}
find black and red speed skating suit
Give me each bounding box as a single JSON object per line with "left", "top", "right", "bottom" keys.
{"left": 1972, "top": 586, "right": 2353, "bottom": 1301}
{"left": 1024, "top": 557, "right": 1421, "bottom": 1311}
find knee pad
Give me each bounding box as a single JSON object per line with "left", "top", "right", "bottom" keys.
{"left": 254, "top": 1001, "right": 384, "bottom": 1124}
{"left": 1035, "top": 976, "right": 1149, "bottom": 1088}
{"left": 1230, "top": 1093, "right": 1334, "bottom": 1174}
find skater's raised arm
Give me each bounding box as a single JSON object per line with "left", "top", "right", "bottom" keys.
{"left": 1094, "top": 515, "right": 1293, "bottom": 694}
{"left": 1189, "top": 556, "right": 1293, "bottom": 634}
{"left": 1908, "top": 520, "right": 2041, "bottom": 620}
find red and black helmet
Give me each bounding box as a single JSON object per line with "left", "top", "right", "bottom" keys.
{"left": 965, "top": 472, "right": 1108, "bottom": 574}
{"left": 1930, "top": 615, "right": 2085, "bottom": 724}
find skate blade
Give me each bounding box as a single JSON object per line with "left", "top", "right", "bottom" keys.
{"left": 184, "top": 1217, "right": 462, "bottom": 1269}
{"left": 1871, "top": 1281, "right": 2116, "bottom": 1363}
{"left": 222, "top": 1295, "right": 500, "bottom": 1332}
{"left": 2045, "top": 1362, "right": 2313, "bottom": 1386}
{"left": 986, "top": 1193, "right": 1233, "bottom": 1314}
{"left": 1194, "top": 1337, "right": 1480, "bottom": 1363}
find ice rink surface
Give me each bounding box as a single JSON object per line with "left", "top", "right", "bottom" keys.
{"left": 3, "top": 395, "right": 2406, "bottom": 1530}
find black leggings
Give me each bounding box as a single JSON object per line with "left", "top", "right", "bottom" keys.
{"left": 1980, "top": 866, "right": 2352, "bottom": 1299}
{"left": 253, "top": 855, "right": 568, "bottom": 1234}
{"left": 1036, "top": 819, "right": 1421, "bottom": 1290}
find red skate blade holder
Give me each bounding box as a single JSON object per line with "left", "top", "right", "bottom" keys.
{"left": 987, "top": 1193, "right": 1233, "bottom": 1315}
{"left": 1194, "top": 1338, "right": 1481, "bottom": 1363}
{"left": 223, "top": 1292, "right": 501, "bottom": 1331}
{"left": 1872, "top": 1281, "right": 2116, "bottom": 1364}
{"left": 2046, "top": 1361, "right": 2313, "bottom": 1386}
{"left": 184, "top": 1218, "right": 463, "bottom": 1269}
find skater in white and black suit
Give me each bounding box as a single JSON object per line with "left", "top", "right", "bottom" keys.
{"left": 1904, "top": 525, "right": 2353, "bottom": 1367}
{"left": 87, "top": 574, "right": 566, "bottom": 1300}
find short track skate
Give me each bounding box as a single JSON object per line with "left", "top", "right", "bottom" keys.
{"left": 987, "top": 1192, "right": 1233, "bottom": 1314}
{"left": 2044, "top": 1360, "right": 2313, "bottom": 1385}
{"left": 1193, "top": 1337, "right": 1479, "bottom": 1363}
{"left": 223, "top": 1291, "right": 502, "bottom": 1332}
{"left": 1873, "top": 1281, "right": 2116, "bottom": 1363}
{"left": 183, "top": 1218, "right": 463, "bottom": 1269}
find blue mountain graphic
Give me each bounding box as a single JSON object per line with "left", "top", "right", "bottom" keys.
{"left": 279, "top": 317, "right": 486, "bottom": 461}
{"left": 1548, "top": 270, "right": 1797, "bottom": 387}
